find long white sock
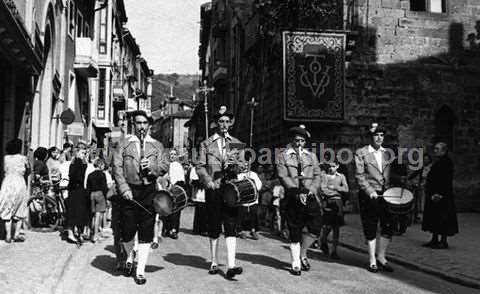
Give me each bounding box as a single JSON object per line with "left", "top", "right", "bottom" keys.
{"left": 368, "top": 239, "right": 377, "bottom": 265}
{"left": 123, "top": 239, "right": 135, "bottom": 263}
{"left": 290, "top": 242, "right": 301, "bottom": 268}
{"left": 209, "top": 238, "right": 219, "bottom": 265}
{"left": 136, "top": 243, "right": 150, "bottom": 276}
{"left": 377, "top": 236, "right": 390, "bottom": 263}
{"left": 226, "top": 237, "right": 236, "bottom": 268}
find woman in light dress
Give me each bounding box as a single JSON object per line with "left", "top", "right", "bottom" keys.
{"left": 0, "top": 139, "right": 29, "bottom": 243}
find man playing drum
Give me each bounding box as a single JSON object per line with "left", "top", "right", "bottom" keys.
{"left": 276, "top": 125, "right": 322, "bottom": 276}
{"left": 354, "top": 123, "right": 395, "bottom": 273}
{"left": 196, "top": 106, "right": 245, "bottom": 279}
{"left": 112, "top": 110, "right": 169, "bottom": 284}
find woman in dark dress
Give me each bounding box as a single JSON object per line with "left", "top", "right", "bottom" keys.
{"left": 65, "top": 142, "right": 90, "bottom": 243}
{"left": 422, "top": 142, "right": 458, "bottom": 249}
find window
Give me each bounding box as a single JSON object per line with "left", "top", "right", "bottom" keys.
{"left": 410, "top": 0, "right": 446, "bottom": 13}
{"left": 68, "top": 0, "right": 75, "bottom": 38}
{"left": 76, "top": 11, "right": 83, "bottom": 38}
{"left": 84, "top": 23, "right": 89, "bottom": 38}
{"left": 98, "top": 68, "right": 106, "bottom": 119}
{"left": 99, "top": 8, "right": 108, "bottom": 54}
{"left": 68, "top": 71, "right": 76, "bottom": 110}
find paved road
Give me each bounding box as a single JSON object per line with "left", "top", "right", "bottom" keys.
{"left": 0, "top": 207, "right": 477, "bottom": 294}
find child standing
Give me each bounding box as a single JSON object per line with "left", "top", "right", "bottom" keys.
{"left": 319, "top": 161, "right": 349, "bottom": 259}
{"left": 86, "top": 158, "right": 108, "bottom": 243}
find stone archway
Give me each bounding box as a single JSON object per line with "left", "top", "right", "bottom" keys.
{"left": 434, "top": 105, "right": 455, "bottom": 151}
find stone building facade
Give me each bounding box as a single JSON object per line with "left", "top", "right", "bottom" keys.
{"left": 197, "top": 0, "right": 480, "bottom": 210}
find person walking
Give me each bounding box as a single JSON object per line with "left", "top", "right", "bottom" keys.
{"left": 354, "top": 123, "right": 395, "bottom": 273}
{"left": 195, "top": 106, "right": 246, "bottom": 279}
{"left": 276, "top": 125, "right": 323, "bottom": 276}
{"left": 112, "top": 110, "right": 169, "bottom": 285}
{"left": 86, "top": 158, "right": 108, "bottom": 243}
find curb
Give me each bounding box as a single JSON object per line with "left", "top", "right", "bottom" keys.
{"left": 338, "top": 241, "right": 480, "bottom": 290}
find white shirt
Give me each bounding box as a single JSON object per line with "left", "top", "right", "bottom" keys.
{"left": 368, "top": 145, "right": 385, "bottom": 172}
{"left": 126, "top": 133, "right": 156, "bottom": 158}
{"left": 189, "top": 167, "right": 205, "bottom": 203}
{"left": 212, "top": 133, "right": 232, "bottom": 159}
{"left": 169, "top": 161, "right": 185, "bottom": 185}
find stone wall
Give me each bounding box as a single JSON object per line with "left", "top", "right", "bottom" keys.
{"left": 226, "top": 0, "right": 480, "bottom": 211}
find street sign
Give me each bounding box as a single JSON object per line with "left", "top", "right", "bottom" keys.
{"left": 67, "top": 122, "right": 84, "bottom": 136}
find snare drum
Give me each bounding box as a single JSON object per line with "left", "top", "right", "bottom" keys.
{"left": 382, "top": 187, "right": 414, "bottom": 215}
{"left": 152, "top": 185, "right": 188, "bottom": 217}
{"left": 223, "top": 178, "right": 258, "bottom": 207}
{"left": 169, "top": 185, "right": 188, "bottom": 214}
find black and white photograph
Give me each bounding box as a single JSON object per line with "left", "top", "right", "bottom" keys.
{"left": 0, "top": 0, "right": 479, "bottom": 293}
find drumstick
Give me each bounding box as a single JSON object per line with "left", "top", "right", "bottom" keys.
{"left": 130, "top": 199, "right": 154, "bottom": 216}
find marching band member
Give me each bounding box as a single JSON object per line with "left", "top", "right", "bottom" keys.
{"left": 277, "top": 125, "right": 322, "bottom": 276}
{"left": 195, "top": 106, "right": 245, "bottom": 279}
{"left": 112, "top": 110, "right": 169, "bottom": 285}
{"left": 354, "top": 123, "right": 394, "bottom": 273}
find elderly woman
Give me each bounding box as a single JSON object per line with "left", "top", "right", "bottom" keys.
{"left": 422, "top": 142, "right": 458, "bottom": 249}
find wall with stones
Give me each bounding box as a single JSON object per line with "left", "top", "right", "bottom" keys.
{"left": 230, "top": 0, "right": 480, "bottom": 211}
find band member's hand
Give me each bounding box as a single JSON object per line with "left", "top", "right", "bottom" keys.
{"left": 206, "top": 181, "right": 216, "bottom": 190}
{"left": 369, "top": 192, "right": 379, "bottom": 199}
{"left": 140, "top": 158, "right": 151, "bottom": 171}
{"left": 299, "top": 193, "right": 307, "bottom": 205}
{"left": 432, "top": 194, "right": 443, "bottom": 202}
{"left": 213, "top": 178, "right": 223, "bottom": 189}
{"left": 122, "top": 190, "right": 133, "bottom": 200}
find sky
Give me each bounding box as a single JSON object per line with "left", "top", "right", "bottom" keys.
{"left": 124, "top": 0, "right": 208, "bottom": 74}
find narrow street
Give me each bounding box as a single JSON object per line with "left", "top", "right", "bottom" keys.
{"left": 0, "top": 207, "right": 476, "bottom": 294}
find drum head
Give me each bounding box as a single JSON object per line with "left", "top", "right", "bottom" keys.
{"left": 383, "top": 187, "right": 414, "bottom": 205}
{"left": 152, "top": 190, "right": 173, "bottom": 217}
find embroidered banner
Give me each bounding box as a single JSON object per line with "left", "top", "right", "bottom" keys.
{"left": 283, "top": 31, "right": 345, "bottom": 121}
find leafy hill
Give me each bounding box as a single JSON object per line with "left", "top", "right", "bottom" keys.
{"left": 151, "top": 74, "right": 199, "bottom": 111}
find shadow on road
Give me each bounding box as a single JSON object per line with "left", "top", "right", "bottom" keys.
{"left": 91, "top": 255, "right": 164, "bottom": 276}
{"left": 163, "top": 253, "right": 211, "bottom": 270}
{"left": 236, "top": 252, "right": 291, "bottom": 272}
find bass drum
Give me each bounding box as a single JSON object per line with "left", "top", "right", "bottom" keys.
{"left": 382, "top": 187, "right": 414, "bottom": 215}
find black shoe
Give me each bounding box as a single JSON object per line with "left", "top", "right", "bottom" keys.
{"left": 208, "top": 264, "right": 219, "bottom": 275}
{"left": 300, "top": 258, "right": 310, "bottom": 271}
{"left": 377, "top": 260, "right": 394, "bottom": 272}
{"left": 320, "top": 242, "right": 330, "bottom": 255}
{"left": 330, "top": 252, "right": 340, "bottom": 260}
{"left": 431, "top": 242, "right": 448, "bottom": 249}
{"left": 124, "top": 262, "right": 134, "bottom": 277}
{"left": 134, "top": 275, "right": 146, "bottom": 285}
{"left": 150, "top": 242, "right": 159, "bottom": 249}
{"left": 170, "top": 231, "right": 178, "bottom": 240}
{"left": 250, "top": 231, "right": 259, "bottom": 240}
{"left": 289, "top": 266, "right": 301, "bottom": 276}
{"left": 226, "top": 266, "right": 243, "bottom": 279}
{"left": 367, "top": 264, "right": 378, "bottom": 273}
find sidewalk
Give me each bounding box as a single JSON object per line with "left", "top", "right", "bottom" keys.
{"left": 339, "top": 213, "right": 480, "bottom": 289}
